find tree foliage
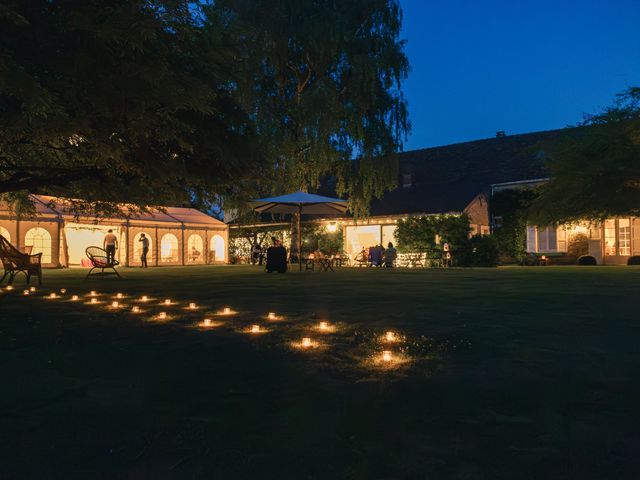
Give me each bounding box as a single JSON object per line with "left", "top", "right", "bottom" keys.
{"left": 492, "top": 188, "right": 539, "bottom": 262}
{"left": 528, "top": 87, "right": 640, "bottom": 224}
{"left": 394, "top": 215, "right": 471, "bottom": 253}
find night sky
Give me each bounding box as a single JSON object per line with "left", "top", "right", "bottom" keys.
{"left": 400, "top": 0, "right": 640, "bottom": 150}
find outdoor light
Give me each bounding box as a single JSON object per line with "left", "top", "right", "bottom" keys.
{"left": 141, "top": 296, "right": 148, "bottom": 302}
{"left": 189, "top": 302, "right": 197, "bottom": 310}
{"left": 116, "top": 293, "right": 123, "bottom": 299}
{"left": 111, "top": 301, "right": 119, "bottom": 308}
{"left": 71, "top": 295, "right": 79, "bottom": 301}
{"left": 90, "top": 291, "right": 97, "bottom": 296}
{"left": 60, "top": 288, "right": 67, "bottom": 294}
{"left": 301, "top": 337, "right": 312, "bottom": 348}
{"left": 223, "top": 307, "right": 232, "bottom": 315}
{"left": 132, "top": 306, "right": 140, "bottom": 313}
{"left": 326, "top": 222, "right": 338, "bottom": 233}
{"left": 6, "top": 285, "right": 13, "bottom": 291}
{"left": 159, "top": 312, "right": 167, "bottom": 319}
{"left": 164, "top": 299, "right": 172, "bottom": 305}
{"left": 203, "top": 318, "right": 212, "bottom": 327}
{"left": 23, "top": 290, "right": 29, "bottom": 296}
{"left": 384, "top": 331, "right": 397, "bottom": 342}
{"left": 49, "top": 293, "right": 57, "bottom": 299}
{"left": 382, "top": 351, "right": 393, "bottom": 363}
{"left": 30, "top": 286, "right": 36, "bottom": 292}
{"left": 267, "top": 312, "right": 276, "bottom": 320}
{"left": 250, "top": 324, "right": 260, "bottom": 333}
{"left": 319, "top": 321, "right": 329, "bottom": 331}
{"left": 90, "top": 298, "right": 98, "bottom": 304}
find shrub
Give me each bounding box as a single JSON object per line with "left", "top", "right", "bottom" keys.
{"left": 456, "top": 234, "right": 500, "bottom": 267}
{"left": 628, "top": 256, "right": 640, "bottom": 265}
{"left": 395, "top": 214, "right": 471, "bottom": 254}
{"left": 577, "top": 255, "right": 597, "bottom": 265}
{"left": 567, "top": 233, "right": 589, "bottom": 257}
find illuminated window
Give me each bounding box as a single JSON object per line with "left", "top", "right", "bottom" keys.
{"left": 25, "top": 227, "right": 52, "bottom": 263}
{"left": 526, "top": 226, "right": 537, "bottom": 252}
{"left": 382, "top": 225, "right": 397, "bottom": 248}
{"left": 187, "top": 234, "right": 204, "bottom": 263}
{"left": 0, "top": 226, "right": 10, "bottom": 243}
{"left": 619, "top": 219, "right": 631, "bottom": 256}
{"left": 604, "top": 219, "right": 616, "bottom": 255}
{"left": 133, "top": 232, "right": 152, "bottom": 265}
{"left": 160, "top": 233, "right": 179, "bottom": 263}
{"left": 211, "top": 235, "right": 225, "bottom": 261}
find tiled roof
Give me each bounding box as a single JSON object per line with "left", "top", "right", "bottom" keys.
{"left": 370, "top": 128, "right": 578, "bottom": 216}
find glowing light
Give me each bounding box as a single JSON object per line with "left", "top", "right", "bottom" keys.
{"left": 319, "top": 321, "right": 329, "bottom": 331}
{"left": 189, "top": 302, "right": 197, "bottom": 310}
{"left": 384, "top": 331, "right": 397, "bottom": 342}
{"left": 203, "top": 318, "right": 212, "bottom": 327}
{"left": 49, "top": 293, "right": 57, "bottom": 299}
{"left": 71, "top": 295, "right": 79, "bottom": 301}
{"left": 301, "top": 337, "right": 312, "bottom": 348}
{"left": 267, "top": 312, "right": 276, "bottom": 320}
{"left": 223, "top": 307, "right": 232, "bottom": 315}
{"left": 250, "top": 324, "right": 260, "bottom": 333}
{"left": 132, "top": 306, "right": 140, "bottom": 313}
{"left": 111, "top": 301, "right": 119, "bottom": 308}
{"left": 326, "top": 222, "right": 338, "bottom": 233}
{"left": 30, "top": 286, "right": 36, "bottom": 292}
{"left": 90, "top": 298, "right": 98, "bottom": 304}
{"left": 116, "top": 293, "right": 123, "bottom": 299}
{"left": 23, "top": 290, "right": 30, "bottom": 296}
{"left": 90, "top": 291, "right": 97, "bottom": 296}
{"left": 164, "top": 299, "right": 172, "bottom": 305}
{"left": 60, "top": 288, "right": 67, "bottom": 294}
{"left": 6, "top": 285, "right": 13, "bottom": 291}
{"left": 141, "top": 296, "right": 148, "bottom": 302}
{"left": 158, "top": 312, "right": 167, "bottom": 320}
{"left": 382, "top": 351, "right": 393, "bottom": 362}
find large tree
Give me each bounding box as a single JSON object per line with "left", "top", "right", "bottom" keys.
{"left": 208, "top": 0, "right": 410, "bottom": 216}
{"left": 528, "top": 87, "right": 640, "bottom": 224}
{"left": 0, "top": 0, "right": 257, "bottom": 214}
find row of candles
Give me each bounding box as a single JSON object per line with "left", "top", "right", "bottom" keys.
{"left": 4, "top": 285, "right": 402, "bottom": 365}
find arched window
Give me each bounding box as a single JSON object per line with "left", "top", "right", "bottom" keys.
{"left": 25, "top": 227, "right": 52, "bottom": 263}
{"left": 187, "top": 234, "right": 203, "bottom": 263}
{"left": 133, "top": 232, "right": 153, "bottom": 265}
{"left": 211, "top": 234, "right": 225, "bottom": 262}
{"left": 0, "top": 226, "right": 10, "bottom": 243}
{"left": 160, "top": 233, "right": 179, "bottom": 263}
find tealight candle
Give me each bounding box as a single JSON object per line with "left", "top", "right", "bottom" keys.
{"left": 132, "top": 306, "right": 140, "bottom": 313}
{"left": 385, "top": 331, "right": 397, "bottom": 342}
{"left": 49, "top": 293, "right": 57, "bottom": 299}
{"left": 267, "top": 312, "right": 276, "bottom": 320}
{"left": 223, "top": 307, "right": 232, "bottom": 315}
{"left": 90, "top": 291, "right": 97, "bottom": 296}
{"left": 382, "top": 350, "right": 393, "bottom": 362}
{"left": 250, "top": 324, "right": 260, "bottom": 333}
{"left": 319, "top": 321, "right": 329, "bottom": 331}
{"left": 164, "top": 299, "right": 171, "bottom": 305}
{"left": 90, "top": 298, "right": 98, "bottom": 304}
{"left": 71, "top": 295, "right": 79, "bottom": 301}
{"left": 23, "top": 290, "right": 30, "bottom": 295}
{"left": 111, "top": 301, "right": 119, "bottom": 308}
{"left": 189, "top": 302, "right": 197, "bottom": 310}
{"left": 159, "top": 312, "right": 167, "bottom": 319}
{"left": 301, "top": 337, "right": 312, "bottom": 348}
{"left": 60, "top": 288, "right": 66, "bottom": 294}
{"left": 6, "top": 285, "right": 13, "bottom": 291}
{"left": 141, "top": 296, "right": 148, "bottom": 302}
{"left": 116, "top": 293, "right": 123, "bottom": 299}
{"left": 203, "top": 318, "right": 212, "bottom": 327}
{"left": 29, "top": 286, "right": 36, "bottom": 292}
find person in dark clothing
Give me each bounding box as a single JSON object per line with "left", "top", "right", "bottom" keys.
{"left": 383, "top": 242, "right": 397, "bottom": 267}
{"left": 139, "top": 233, "right": 149, "bottom": 268}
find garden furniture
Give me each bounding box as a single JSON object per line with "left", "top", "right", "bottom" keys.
{"left": 0, "top": 235, "right": 43, "bottom": 286}
{"left": 85, "top": 246, "right": 121, "bottom": 280}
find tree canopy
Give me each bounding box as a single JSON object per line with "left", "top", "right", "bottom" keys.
{"left": 528, "top": 87, "right": 640, "bottom": 224}
{"left": 1, "top": 0, "right": 409, "bottom": 216}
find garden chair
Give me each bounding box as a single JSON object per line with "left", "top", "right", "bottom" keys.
{"left": 0, "top": 235, "right": 43, "bottom": 286}
{"left": 85, "top": 246, "right": 121, "bottom": 280}
{"left": 354, "top": 250, "right": 368, "bottom": 267}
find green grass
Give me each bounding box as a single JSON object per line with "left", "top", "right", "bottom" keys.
{"left": 1, "top": 265, "right": 640, "bottom": 479}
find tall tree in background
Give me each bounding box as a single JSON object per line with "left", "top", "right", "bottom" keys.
{"left": 209, "top": 0, "right": 410, "bottom": 216}
{"left": 528, "top": 87, "right": 640, "bottom": 224}
{"left": 0, "top": 0, "right": 257, "bottom": 214}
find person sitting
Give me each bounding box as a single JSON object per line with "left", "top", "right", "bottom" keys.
{"left": 383, "top": 242, "right": 397, "bottom": 268}
{"left": 369, "top": 245, "right": 383, "bottom": 267}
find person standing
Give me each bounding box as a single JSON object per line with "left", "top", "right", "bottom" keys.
{"left": 139, "top": 233, "right": 150, "bottom": 268}
{"left": 103, "top": 229, "right": 118, "bottom": 265}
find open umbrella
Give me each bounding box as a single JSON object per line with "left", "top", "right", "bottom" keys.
{"left": 250, "top": 191, "right": 348, "bottom": 271}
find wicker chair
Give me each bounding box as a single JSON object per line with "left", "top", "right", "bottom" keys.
{"left": 85, "top": 246, "right": 121, "bottom": 280}
{"left": 0, "top": 235, "right": 42, "bottom": 285}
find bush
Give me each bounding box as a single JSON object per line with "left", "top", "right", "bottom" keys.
{"left": 456, "top": 235, "right": 500, "bottom": 267}
{"left": 577, "top": 255, "right": 597, "bottom": 265}
{"left": 395, "top": 214, "right": 471, "bottom": 254}
{"left": 628, "top": 256, "right": 640, "bottom": 265}
{"left": 568, "top": 233, "right": 589, "bottom": 257}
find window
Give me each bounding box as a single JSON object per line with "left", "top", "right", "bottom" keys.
{"left": 382, "top": 225, "right": 397, "bottom": 248}
{"left": 604, "top": 219, "right": 616, "bottom": 256}
{"left": 25, "top": 227, "right": 52, "bottom": 263}
{"left": 526, "top": 226, "right": 537, "bottom": 252}
{"left": 537, "top": 227, "right": 548, "bottom": 251}
{"left": 556, "top": 226, "right": 567, "bottom": 252}
{"left": 133, "top": 232, "right": 152, "bottom": 265}
{"left": 619, "top": 219, "right": 631, "bottom": 256}
{"left": 0, "top": 226, "right": 10, "bottom": 243}
{"left": 211, "top": 235, "right": 225, "bottom": 261}
{"left": 160, "top": 233, "right": 179, "bottom": 263}
{"left": 187, "top": 234, "right": 204, "bottom": 263}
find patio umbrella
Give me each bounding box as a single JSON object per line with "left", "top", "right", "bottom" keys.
{"left": 249, "top": 191, "right": 348, "bottom": 271}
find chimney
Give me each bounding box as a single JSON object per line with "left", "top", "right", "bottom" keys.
{"left": 495, "top": 131, "right": 506, "bottom": 138}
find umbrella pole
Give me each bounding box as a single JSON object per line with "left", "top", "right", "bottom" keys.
{"left": 298, "top": 204, "right": 302, "bottom": 272}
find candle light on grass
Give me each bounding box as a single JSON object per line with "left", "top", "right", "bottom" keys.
{"left": 132, "top": 306, "right": 140, "bottom": 313}
{"left": 189, "top": 302, "right": 197, "bottom": 310}
{"left": 30, "top": 286, "right": 36, "bottom": 292}
{"left": 6, "top": 285, "right": 13, "bottom": 291}
{"left": 23, "top": 289, "right": 30, "bottom": 296}
{"left": 250, "top": 324, "right": 260, "bottom": 333}
{"left": 301, "top": 337, "right": 312, "bottom": 348}
{"left": 71, "top": 295, "right": 79, "bottom": 301}
{"left": 116, "top": 293, "right": 123, "bottom": 299}
{"left": 90, "top": 298, "right": 98, "bottom": 304}
{"left": 90, "top": 291, "right": 97, "bottom": 296}
{"left": 49, "top": 293, "right": 57, "bottom": 299}
{"left": 384, "top": 331, "right": 397, "bottom": 342}
{"left": 164, "top": 299, "right": 172, "bottom": 306}
{"left": 203, "top": 318, "right": 212, "bottom": 327}
{"left": 111, "top": 301, "right": 119, "bottom": 308}
{"left": 60, "top": 288, "right": 66, "bottom": 294}
{"left": 382, "top": 350, "right": 393, "bottom": 363}
{"left": 158, "top": 312, "right": 167, "bottom": 320}
{"left": 140, "top": 295, "right": 148, "bottom": 302}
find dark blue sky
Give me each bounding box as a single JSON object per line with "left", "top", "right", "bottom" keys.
{"left": 400, "top": 0, "right": 640, "bottom": 150}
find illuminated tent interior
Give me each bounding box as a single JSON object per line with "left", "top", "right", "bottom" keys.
{"left": 0, "top": 195, "right": 228, "bottom": 268}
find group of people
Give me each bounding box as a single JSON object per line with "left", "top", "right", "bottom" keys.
{"left": 360, "top": 242, "right": 397, "bottom": 268}
{"left": 102, "top": 230, "right": 150, "bottom": 268}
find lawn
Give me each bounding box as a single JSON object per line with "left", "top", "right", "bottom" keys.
{"left": 1, "top": 265, "right": 639, "bottom": 479}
